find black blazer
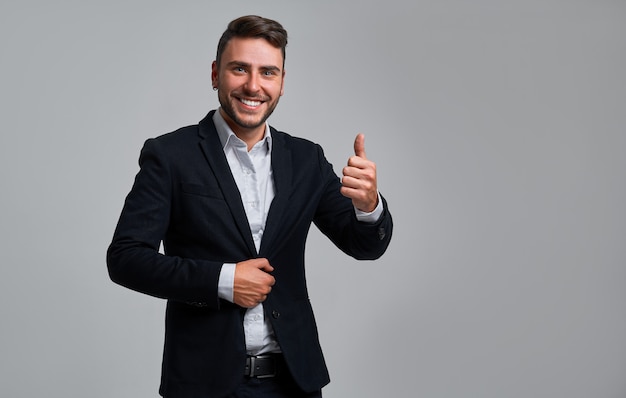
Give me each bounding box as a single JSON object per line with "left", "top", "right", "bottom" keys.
{"left": 107, "top": 110, "right": 393, "bottom": 397}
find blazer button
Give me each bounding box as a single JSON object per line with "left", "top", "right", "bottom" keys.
{"left": 272, "top": 310, "right": 280, "bottom": 319}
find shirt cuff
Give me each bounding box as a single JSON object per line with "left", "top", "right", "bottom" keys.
{"left": 354, "top": 192, "right": 384, "bottom": 223}
{"left": 218, "top": 263, "right": 236, "bottom": 303}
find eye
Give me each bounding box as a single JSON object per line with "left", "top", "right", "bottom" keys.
{"left": 262, "top": 68, "right": 282, "bottom": 78}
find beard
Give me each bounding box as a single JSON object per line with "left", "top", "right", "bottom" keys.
{"left": 217, "top": 89, "right": 280, "bottom": 131}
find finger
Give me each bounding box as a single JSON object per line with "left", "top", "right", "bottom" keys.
{"left": 353, "top": 133, "right": 366, "bottom": 159}
{"left": 254, "top": 258, "right": 274, "bottom": 273}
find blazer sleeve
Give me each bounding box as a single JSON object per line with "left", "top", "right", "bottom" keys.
{"left": 106, "top": 138, "right": 223, "bottom": 308}
{"left": 312, "top": 144, "right": 393, "bottom": 260}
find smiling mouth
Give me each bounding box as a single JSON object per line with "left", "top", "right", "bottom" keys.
{"left": 239, "top": 98, "right": 263, "bottom": 107}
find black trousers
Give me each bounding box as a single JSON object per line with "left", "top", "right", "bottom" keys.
{"left": 229, "top": 375, "right": 322, "bottom": 398}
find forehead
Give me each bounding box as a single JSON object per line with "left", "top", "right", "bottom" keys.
{"left": 220, "top": 37, "right": 284, "bottom": 69}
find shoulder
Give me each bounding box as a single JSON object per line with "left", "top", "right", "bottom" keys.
{"left": 149, "top": 124, "right": 199, "bottom": 145}
{"left": 269, "top": 127, "right": 336, "bottom": 177}
{"left": 140, "top": 124, "right": 201, "bottom": 158}
{"left": 270, "top": 127, "right": 323, "bottom": 153}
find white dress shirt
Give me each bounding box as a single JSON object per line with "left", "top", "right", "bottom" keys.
{"left": 212, "top": 110, "right": 383, "bottom": 355}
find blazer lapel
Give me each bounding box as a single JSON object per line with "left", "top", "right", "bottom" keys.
{"left": 197, "top": 112, "right": 258, "bottom": 257}
{"left": 259, "top": 128, "right": 293, "bottom": 257}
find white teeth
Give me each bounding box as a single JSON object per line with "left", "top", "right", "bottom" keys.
{"left": 241, "top": 98, "right": 261, "bottom": 107}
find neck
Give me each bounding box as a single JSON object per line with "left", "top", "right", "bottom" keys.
{"left": 219, "top": 108, "right": 266, "bottom": 151}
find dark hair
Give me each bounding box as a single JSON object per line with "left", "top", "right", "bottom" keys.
{"left": 216, "top": 15, "right": 288, "bottom": 67}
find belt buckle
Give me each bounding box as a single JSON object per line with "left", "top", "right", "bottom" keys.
{"left": 248, "top": 354, "right": 276, "bottom": 378}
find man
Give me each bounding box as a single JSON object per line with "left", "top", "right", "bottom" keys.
{"left": 107, "top": 15, "right": 393, "bottom": 398}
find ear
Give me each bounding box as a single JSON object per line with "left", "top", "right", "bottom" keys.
{"left": 280, "top": 69, "right": 286, "bottom": 96}
{"left": 211, "top": 61, "right": 218, "bottom": 88}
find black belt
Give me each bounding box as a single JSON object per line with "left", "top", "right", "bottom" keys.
{"left": 244, "top": 354, "right": 285, "bottom": 378}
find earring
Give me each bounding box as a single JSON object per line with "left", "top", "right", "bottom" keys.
{"left": 213, "top": 86, "right": 218, "bottom": 91}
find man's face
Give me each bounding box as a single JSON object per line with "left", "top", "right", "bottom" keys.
{"left": 212, "top": 37, "right": 285, "bottom": 137}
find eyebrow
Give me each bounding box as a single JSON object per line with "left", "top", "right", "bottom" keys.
{"left": 226, "top": 61, "right": 282, "bottom": 73}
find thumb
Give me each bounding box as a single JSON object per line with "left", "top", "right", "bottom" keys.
{"left": 256, "top": 258, "right": 274, "bottom": 273}
{"left": 353, "top": 133, "right": 367, "bottom": 158}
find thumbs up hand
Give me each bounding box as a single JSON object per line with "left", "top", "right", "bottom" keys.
{"left": 340, "top": 133, "right": 379, "bottom": 212}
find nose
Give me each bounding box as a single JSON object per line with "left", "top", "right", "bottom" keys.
{"left": 244, "top": 72, "right": 260, "bottom": 93}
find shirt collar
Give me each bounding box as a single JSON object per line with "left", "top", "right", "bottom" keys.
{"left": 212, "top": 109, "right": 273, "bottom": 152}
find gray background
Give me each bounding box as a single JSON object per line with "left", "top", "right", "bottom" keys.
{"left": 1, "top": 0, "right": 625, "bottom": 397}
